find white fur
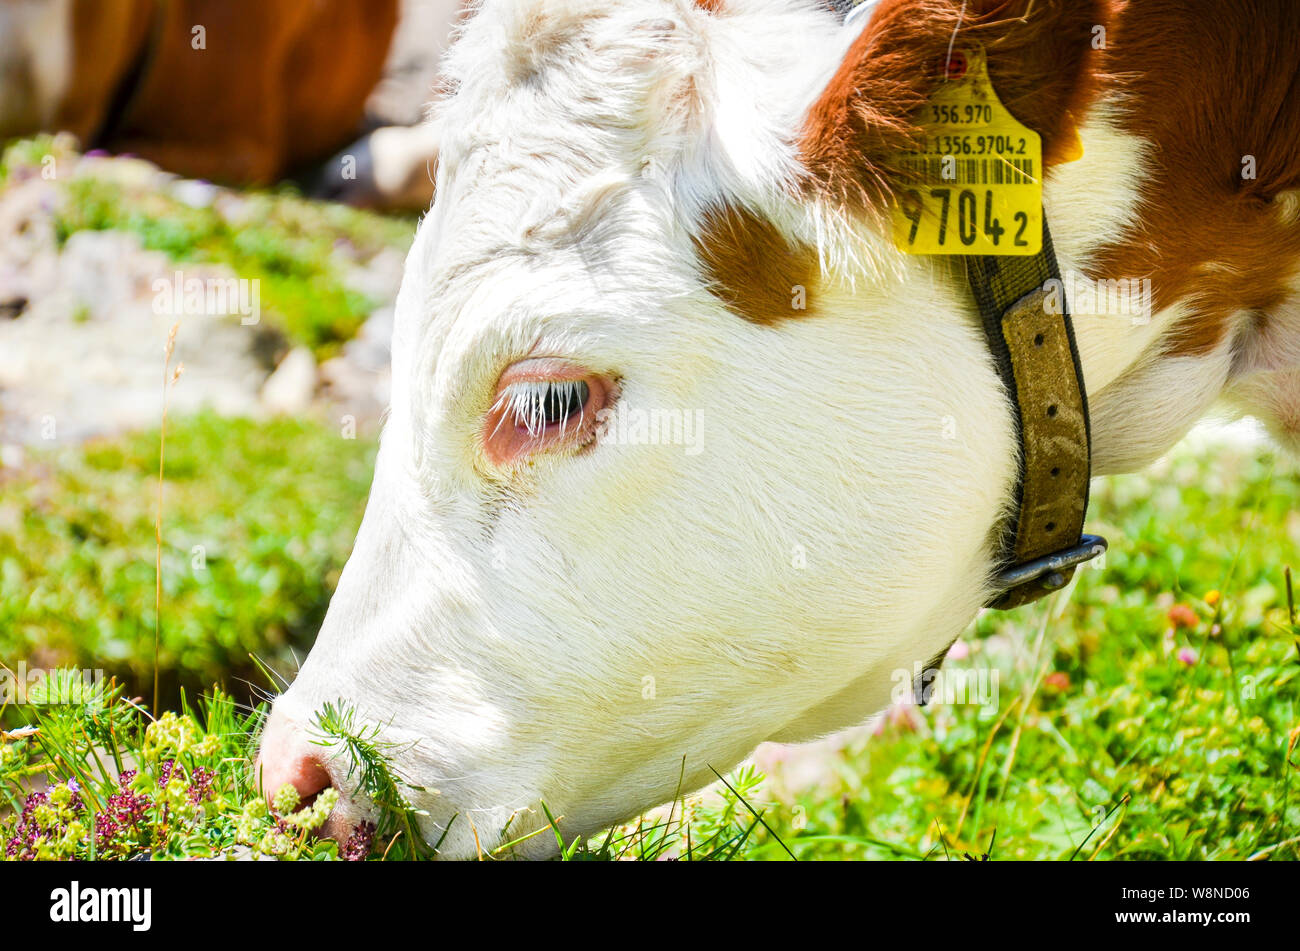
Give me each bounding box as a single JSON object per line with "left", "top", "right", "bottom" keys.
{"left": 264, "top": 0, "right": 1298, "bottom": 858}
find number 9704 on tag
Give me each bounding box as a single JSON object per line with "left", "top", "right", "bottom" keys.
{"left": 894, "top": 186, "right": 1042, "bottom": 256}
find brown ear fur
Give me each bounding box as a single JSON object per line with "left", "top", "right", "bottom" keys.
{"left": 800, "top": 0, "right": 1109, "bottom": 214}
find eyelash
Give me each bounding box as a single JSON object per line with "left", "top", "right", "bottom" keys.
{"left": 492, "top": 379, "right": 592, "bottom": 437}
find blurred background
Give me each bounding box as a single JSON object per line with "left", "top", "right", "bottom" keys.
{"left": 0, "top": 0, "right": 467, "bottom": 703}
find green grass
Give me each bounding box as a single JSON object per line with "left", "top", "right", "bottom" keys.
{"left": 1, "top": 135, "right": 415, "bottom": 358}
{"left": 0, "top": 413, "right": 376, "bottom": 706}
{"left": 0, "top": 682, "right": 348, "bottom": 861}
{"left": 2, "top": 417, "right": 1297, "bottom": 859}
{"left": 0, "top": 682, "right": 775, "bottom": 861}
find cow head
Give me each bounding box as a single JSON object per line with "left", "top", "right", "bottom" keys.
{"left": 257, "top": 0, "right": 1104, "bottom": 857}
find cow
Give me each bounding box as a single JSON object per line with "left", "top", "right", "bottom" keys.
{"left": 0, "top": 0, "right": 399, "bottom": 192}
{"left": 311, "top": 0, "right": 470, "bottom": 210}
{"left": 256, "top": 0, "right": 1300, "bottom": 858}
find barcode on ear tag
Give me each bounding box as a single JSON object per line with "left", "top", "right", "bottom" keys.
{"left": 892, "top": 45, "right": 1043, "bottom": 256}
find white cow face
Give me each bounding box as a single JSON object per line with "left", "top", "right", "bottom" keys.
{"left": 258, "top": 0, "right": 1017, "bottom": 858}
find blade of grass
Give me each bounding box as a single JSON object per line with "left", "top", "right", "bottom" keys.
{"left": 709, "top": 765, "right": 795, "bottom": 860}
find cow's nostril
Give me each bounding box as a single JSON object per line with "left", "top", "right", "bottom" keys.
{"left": 256, "top": 749, "right": 335, "bottom": 812}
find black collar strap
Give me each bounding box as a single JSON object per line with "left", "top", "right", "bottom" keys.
{"left": 967, "top": 221, "right": 1107, "bottom": 609}
{"left": 914, "top": 223, "right": 1107, "bottom": 705}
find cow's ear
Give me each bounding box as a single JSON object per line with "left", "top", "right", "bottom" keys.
{"left": 800, "top": 0, "right": 1109, "bottom": 213}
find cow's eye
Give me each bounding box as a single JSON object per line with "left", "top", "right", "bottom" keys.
{"left": 502, "top": 380, "right": 591, "bottom": 435}
{"left": 483, "top": 360, "right": 611, "bottom": 467}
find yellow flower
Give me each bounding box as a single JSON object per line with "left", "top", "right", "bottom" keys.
{"left": 284, "top": 786, "right": 339, "bottom": 832}
{"left": 272, "top": 782, "right": 301, "bottom": 816}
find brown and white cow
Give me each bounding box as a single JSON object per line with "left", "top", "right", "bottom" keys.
{"left": 257, "top": 0, "right": 1300, "bottom": 857}
{"left": 0, "top": 0, "right": 398, "bottom": 189}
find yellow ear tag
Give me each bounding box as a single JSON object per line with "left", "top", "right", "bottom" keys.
{"left": 891, "top": 44, "right": 1042, "bottom": 256}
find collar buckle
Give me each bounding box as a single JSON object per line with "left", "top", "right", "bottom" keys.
{"left": 988, "top": 534, "right": 1108, "bottom": 609}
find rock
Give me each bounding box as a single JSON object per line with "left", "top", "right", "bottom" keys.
{"left": 59, "top": 230, "right": 171, "bottom": 321}
{"left": 260, "top": 346, "right": 318, "bottom": 415}
{"left": 346, "top": 306, "right": 394, "bottom": 372}
{"left": 0, "top": 177, "right": 63, "bottom": 311}
{"left": 171, "top": 178, "right": 219, "bottom": 209}
{"left": 214, "top": 192, "right": 255, "bottom": 225}
{"left": 72, "top": 152, "right": 175, "bottom": 192}
{"left": 320, "top": 355, "right": 391, "bottom": 418}
{"left": 318, "top": 307, "right": 393, "bottom": 423}
{"left": 341, "top": 247, "right": 406, "bottom": 304}
{"left": 0, "top": 142, "right": 408, "bottom": 445}
{"left": 0, "top": 221, "right": 278, "bottom": 444}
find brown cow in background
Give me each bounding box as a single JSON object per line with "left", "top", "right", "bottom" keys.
{"left": 0, "top": 0, "right": 455, "bottom": 207}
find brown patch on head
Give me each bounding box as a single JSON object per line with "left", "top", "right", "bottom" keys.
{"left": 800, "top": 0, "right": 1107, "bottom": 217}
{"left": 693, "top": 0, "right": 727, "bottom": 12}
{"left": 1085, "top": 0, "right": 1300, "bottom": 357}
{"left": 693, "top": 204, "right": 819, "bottom": 324}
